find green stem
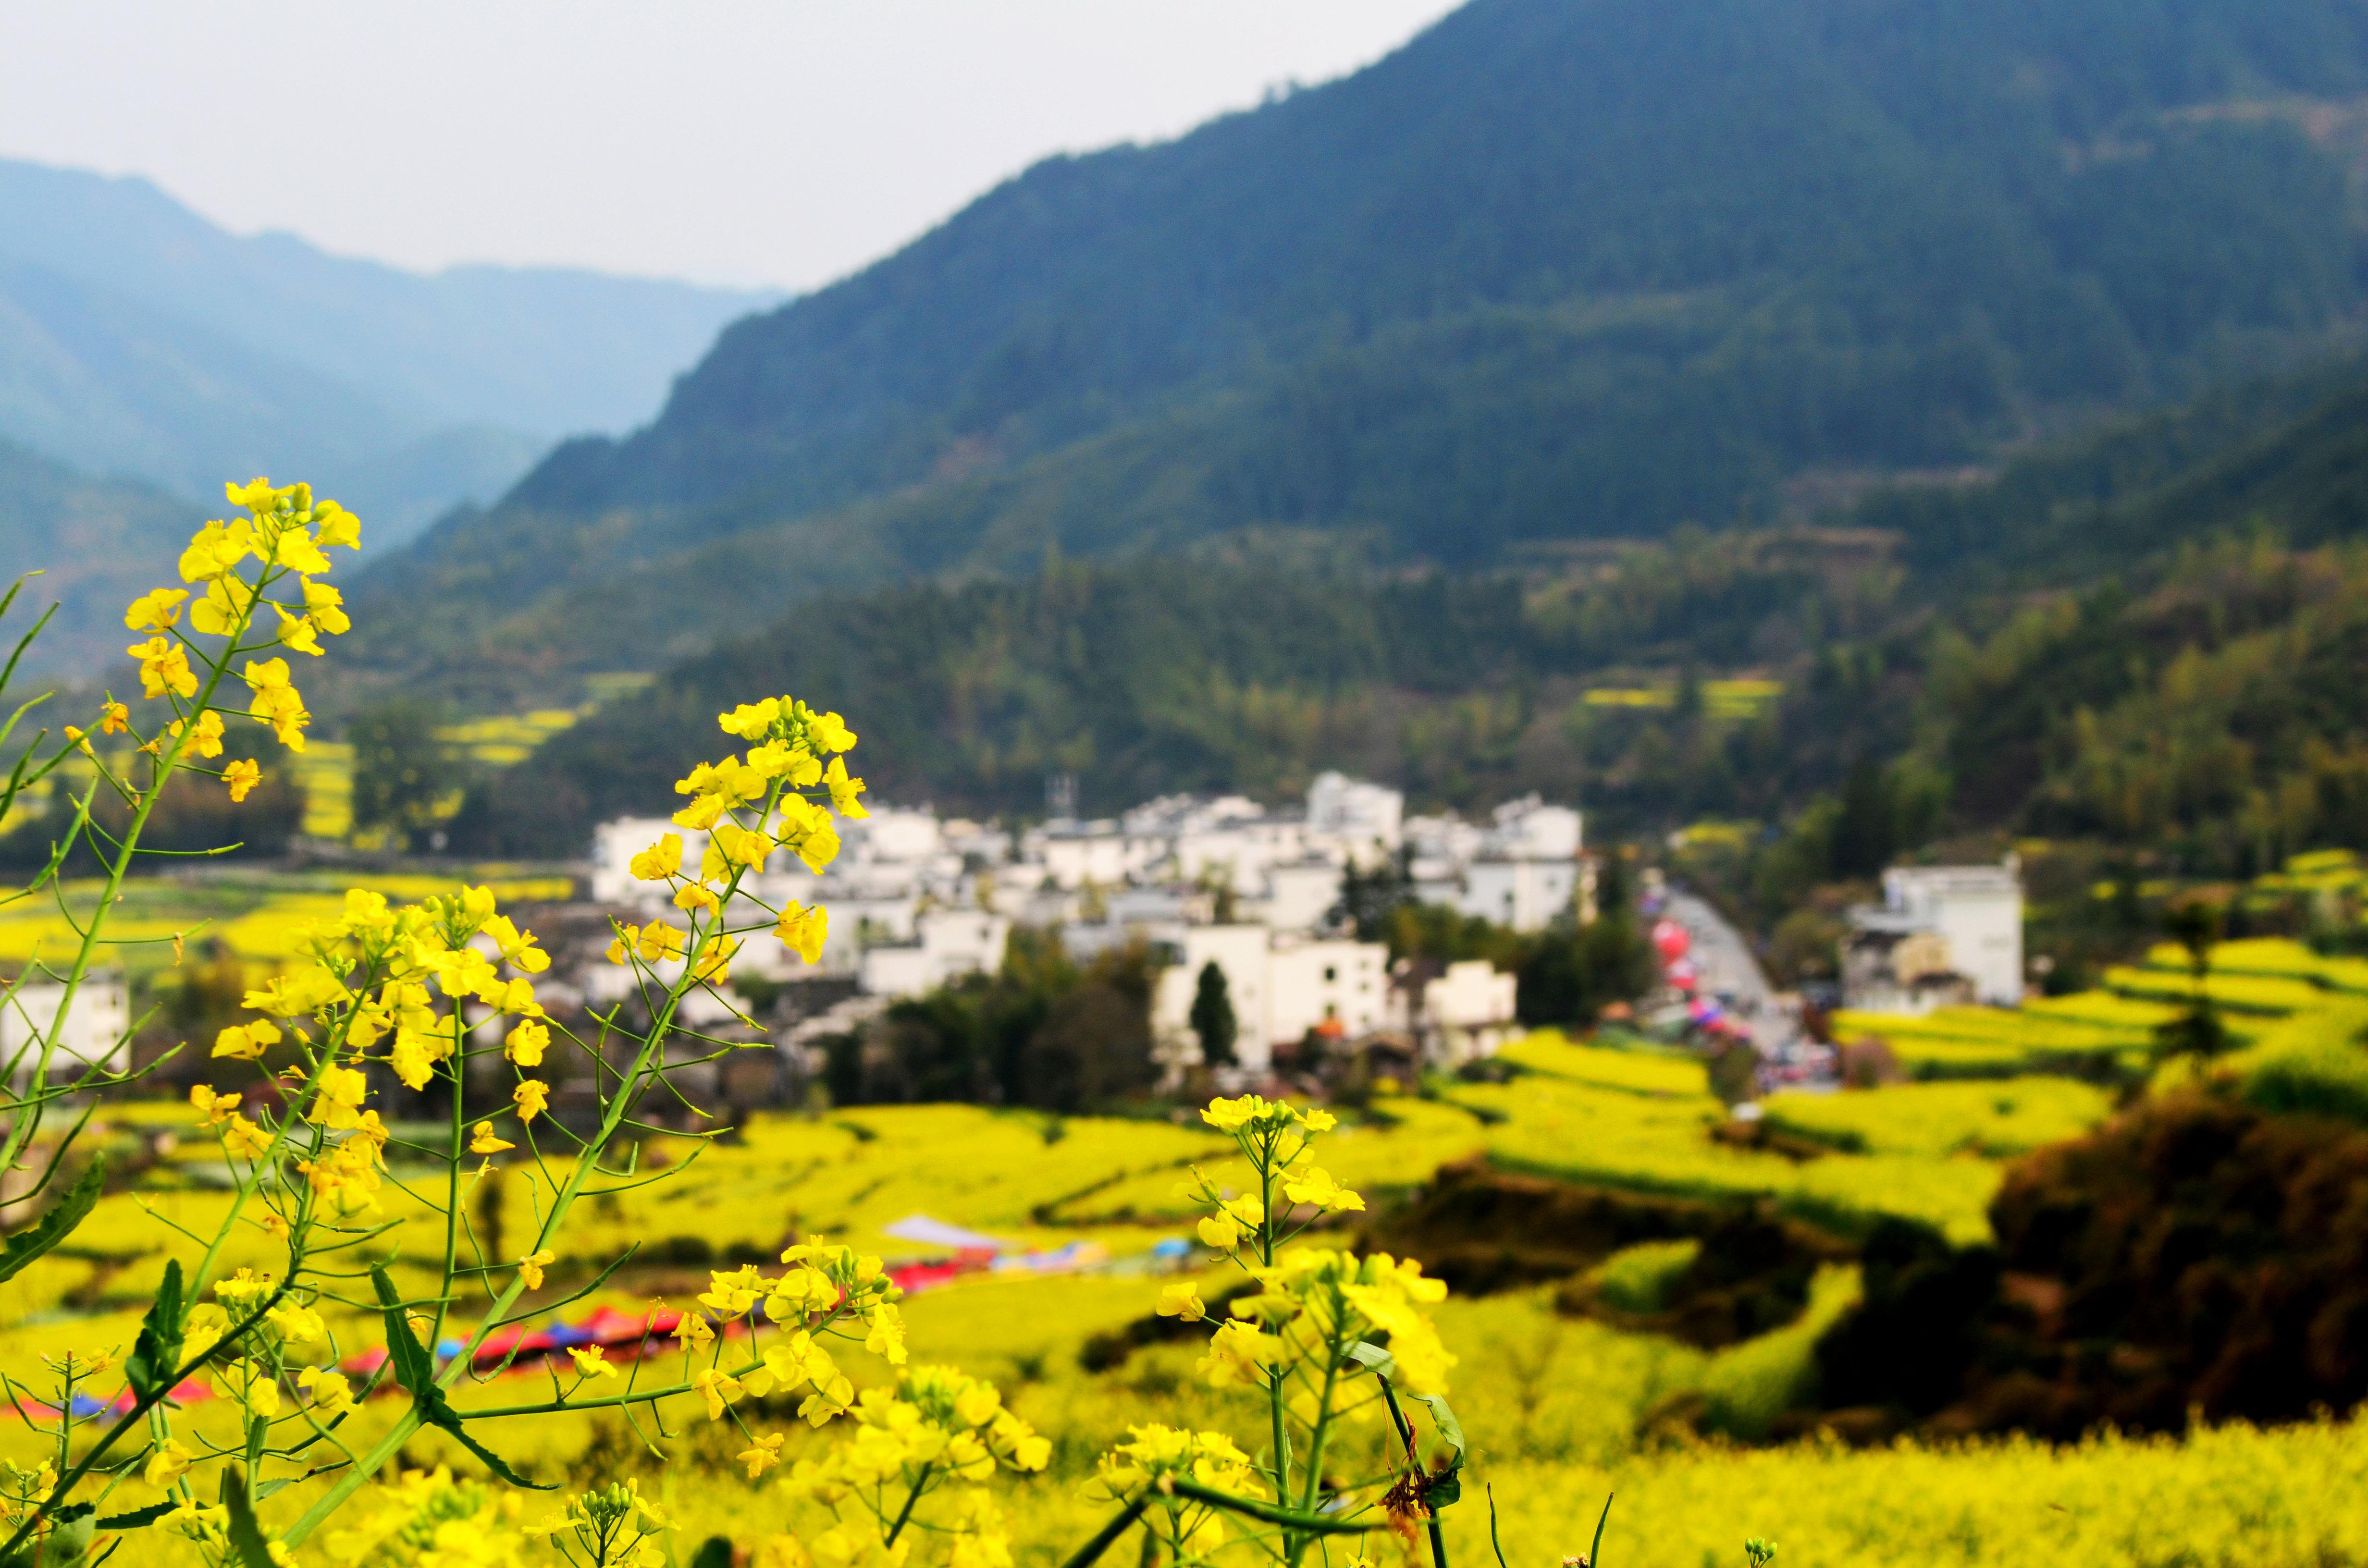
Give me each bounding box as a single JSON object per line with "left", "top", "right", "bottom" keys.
{"left": 1298, "top": 1347, "right": 1342, "bottom": 1513}
{"left": 0, "top": 642, "right": 233, "bottom": 1178}
{"left": 882, "top": 1463, "right": 934, "bottom": 1547}
{"left": 1164, "top": 1480, "right": 1374, "bottom": 1535}
{"left": 434, "top": 1012, "right": 468, "bottom": 1347}
{"left": 1377, "top": 1377, "right": 1449, "bottom": 1568}
{"left": 1060, "top": 1495, "right": 1152, "bottom": 1568}
{"left": 1256, "top": 1131, "right": 1292, "bottom": 1509}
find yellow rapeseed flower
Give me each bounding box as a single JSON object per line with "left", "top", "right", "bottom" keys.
{"left": 1154, "top": 1283, "right": 1207, "bottom": 1323}
{"left": 806, "top": 710, "right": 857, "bottom": 753}
{"left": 297, "top": 1366, "right": 355, "bottom": 1416}
{"left": 506, "top": 1018, "right": 549, "bottom": 1066}
{"left": 143, "top": 1437, "right": 193, "bottom": 1488}
{"left": 738, "top": 1432, "right": 788, "bottom": 1479}
{"left": 127, "top": 636, "right": 197, "bottom": 699}
{"left": 212, "top": 1020, "right": 282, "bottom": 1060}
{"left": 629, "top": 833, "right": 683, "bottom": 881}
{"left": 777, "top": 901, "right": 828, "bottom": 965}
{"left": 124, "top": 588, "right": 188, "bottom": 630}
{"left": 569, "top": 1345, "right": 617, "bottom": 1380}
{"left": 825, "top": 756, "right": 868, "bottom": 818}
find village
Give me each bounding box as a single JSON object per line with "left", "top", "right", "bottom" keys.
{"left": 2, "top": 767, "right": 2034, "bottom": 1118}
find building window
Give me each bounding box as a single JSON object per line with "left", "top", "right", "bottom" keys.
{"left": 1323, "top": 966, "right": 1337, "bottom": 982}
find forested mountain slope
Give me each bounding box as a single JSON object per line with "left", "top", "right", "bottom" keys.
{"left": 450, "top": 348, "right": 2368, "bottom": 869}
{"left": 0, "top": 439, "right": 204, "bottom": 673}
{"left": 355, "top": 0, "right": 2368, "bottom": 682}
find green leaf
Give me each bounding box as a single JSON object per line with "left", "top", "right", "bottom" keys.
{"left": 369, "top": 1265, "right": 552, "bottom": 1490}
{"left": 1404, "top": 1391, "right": 1467, "bottom": 1511}
{"left": 0, "top": 1158, "right": 105, "bottom": 1286}
{"left": 221, "top": 1468, "right": 276, "bottom": 1568}
{"left": 368, "top": 1266, "right": 433, "bottom": 1392}
{"left": 1405, "top": 1392, "right": 1466, "bottom": 1463}
{"left": 91, "top": 1503, "right": 173, "bottom": 1531}
{"left": 1588, "top": 1492, "right": 1614, "bottom": 1568}
{"left": 1343, "top": 1341, "right": 1396, "bottom": 1379}
{"left": 0, "top": 1503, "right": 93, "bottom": 1568}
{"left": 124, "top": 1259, "right": 185, "bottom": 1402}
{"left": 425, "top": 1409, "right": 552, "bottom": 1490}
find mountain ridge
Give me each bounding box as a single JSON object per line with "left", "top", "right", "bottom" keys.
{"left": 351, "top": 0, "right": 2368, "bottom": 684}
{"left": 0, "top": 157, "right": 777, "bottom": 540}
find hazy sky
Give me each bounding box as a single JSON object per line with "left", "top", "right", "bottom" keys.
{"left": 0, "top": 1, "right": 1462, "bottom": 291}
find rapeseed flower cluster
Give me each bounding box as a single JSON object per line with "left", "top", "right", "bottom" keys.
{"left": 612, "top": 695, "right": 870, "bottom": 986}
{"left": 767, "top": 1364, "right": 1049, "bottom": 1568}
{"left": 1085, "top": 1425, "right": 1269, "bottom": 1561}
{"left": 526, "top": 1478, "right": 672, "bottom": 1568}
{"left": 321, "top": 1467, "right": 530, "bottom": 1568}
{"left": 1082, "top": 1096, "right": 1463, "bottom": 1564}
{"left": 182, "top": 880, "right": 557, "bottom": 1233}
{"left": 115, "top": 477, "right": 359, "bottom": 805}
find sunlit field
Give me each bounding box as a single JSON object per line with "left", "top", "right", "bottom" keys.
{"left": 8, "top": 1023, "right": 2363, "bottom": 1565}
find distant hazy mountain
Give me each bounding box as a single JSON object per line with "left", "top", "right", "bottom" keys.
{"left": 0, "top": 436, "right": 204, "bottom": 676}
{"left": 354, "top": 0, "right": 2368, "bottom": 684}
{"left": 0, "top": 158, "right": 777, "bottom": 543}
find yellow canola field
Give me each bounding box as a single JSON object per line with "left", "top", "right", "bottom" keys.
{"left": 9, "top": 1038, "right": 2367, "bottom": 1566}
{"left": 1763, "top": 1076, "right": 2112, "bottom": 1158}
{"left": 18, "top": 1257, "right": 2368, "bottom": 1568}
{"left": 0, "top": 871, "right": 573, "bottom": 976}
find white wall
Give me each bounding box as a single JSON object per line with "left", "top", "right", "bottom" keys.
{"left": 1490, "top": 797, "right": 1582, "bottom": 858}
{"left": 1267, "top": 938, "right": 1389, "bottom": 1048}
{"left": 1881, "top": 866, "right": 2024, "bottom": 1005}
{"left": 1, "top": 976, "right": 130, "bottom": 1085}
{"left": 1258, "top": 862, "right": 1342, "bottom": 933}
{"left": 1456, "top": 858, "right": 1579, "bottom": 932}
{"left": 859, "top": 945, "right": 936, "bottom": 1000}
{"left": 847, "top": 807, "right": 943, "bottom": 863}
{"left": 1306, "top": 772, "right": 1404, "bottom": 857}
{"left": 1422, "top": 960, "right": 1518, "bottom": 1030}
{"left": 919, "top": 910, "right": 1008, "bottom": 979}
{"left": 1150, "top": 925, "right": 1276, "bottom": 1070}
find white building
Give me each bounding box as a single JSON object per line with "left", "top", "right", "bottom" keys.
{"left": 1244, "top": 861, "right": 1344, "bottom": 934}
{"left": 1026, "top": 822, "right": 1142, "bottom": 889}
{"left": 1148, "top": 925, "right": 1276, "bottom": 1066}
{"left": 1148, "top": 928, "right": 1389, "bottom": 1074}
{"left": 1, "top": 975, "right": 130, "bottom": 1087}
{"left": 857, "top": 910, "right": 1011, "bottom": 1000}
{"left": 1488, "top": 795, "right": 1583, "bottom": 859}
{"left": 1456, "top": 857, "right": 1583, "bottom": 932}
{"left": 1843, "top": 859, "right": 2024, "bottom": 1011}
{"left": 1305, "top": 772, "right": 1405, "bottom": 863}
{"left": 1266, "top": 937, "right": 1390, "bottom": 1046}
{"left": 1394, "top": 959, "right": 1520, "bottom": 1063}
{"left": 589, "top": 771, "right": 1576, "bottom": 1021}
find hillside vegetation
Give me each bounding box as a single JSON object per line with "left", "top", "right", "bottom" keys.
{"left": 440, "top": 339, "right": 2368, "bottom": 870}
{"left": 0, "top": 437, "right": 204, "bottom": 672}
{"left": 350, "top": 0, "right": 2368, "bottom": 681}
